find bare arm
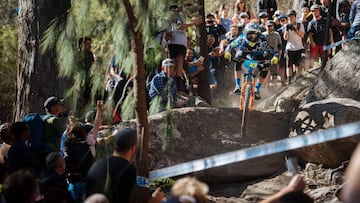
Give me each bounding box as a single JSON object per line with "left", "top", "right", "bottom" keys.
{"left": 341, "top": 144, "right": 360, "bottom": 202}
{"left": 260, "top": 175, "right": 306, "bottom": 203}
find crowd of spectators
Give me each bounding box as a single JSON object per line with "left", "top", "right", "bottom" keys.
{"left": 145, "top": 0, "right": 356, "bottom": 110}
{"left": 0, "top": 0, "right": 359, "bottom": 202}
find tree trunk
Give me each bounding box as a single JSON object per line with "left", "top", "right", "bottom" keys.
{"left": 122, "top": 0, "right": 150, "bottom": 202}
{"left": 15, "top": 0, "right": 70, "bottom": 120}
{"left": 196, "top": 0, "right": 211, "bottom": 104}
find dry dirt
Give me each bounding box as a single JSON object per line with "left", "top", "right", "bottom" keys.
{"left": 203, "top": 71, "right": 344, "bottom": 203}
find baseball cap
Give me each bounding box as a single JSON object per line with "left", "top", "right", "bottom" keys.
{"left": 310, "top": 4, "right": 321, "bottom": 11}
{"left": 169, "top": 4, "right": 179, "bottom": 11}
{"left": 266, "top": 20, "right": 275, "bottom": 26}
{"left": 278, "top": 15, "right": 287, "bottom": 20}
{"left": 239, "top": 12, "right": 249, "bottom": 18}
{"left": 162, "top": 58, "right": 174, "bottom": 67}
{"left": 44, "top": 96, "right": 64, "bottom": 110}
{"left": 114, "top": 127, "right": 137, "bottom": 150}
{"left": 259, "top": 11, "right": 269, "bottom": 18}
{"left": 273, "top": 10, "right": 283, "bottom": 17}
{"left": 286, "top": 9, "right": 297, "bottom": 16}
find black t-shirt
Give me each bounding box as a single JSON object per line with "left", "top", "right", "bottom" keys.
{"left": 86, "top": 156, "right": 136, "bottom": 203}
{"left": 308, "top": 17, "right": 330, "bottom": 45}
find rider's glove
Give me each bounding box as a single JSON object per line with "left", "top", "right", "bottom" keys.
{"left": 271, "top": 56, "right": 279, "bottom": 65}
{"left": 224, "top": 52, "right": 232, "bottom": 61}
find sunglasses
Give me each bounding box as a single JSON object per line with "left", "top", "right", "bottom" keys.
{"left": 280, "top": 19, "right": 287, "bottom": 22}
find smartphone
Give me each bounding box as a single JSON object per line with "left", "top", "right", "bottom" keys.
{"left": 199, "top": 56, "right": 204, "bottom": 62}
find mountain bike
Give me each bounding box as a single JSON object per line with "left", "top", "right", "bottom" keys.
{"left": 236, "top": 56, "right": 271, "bottom": 136}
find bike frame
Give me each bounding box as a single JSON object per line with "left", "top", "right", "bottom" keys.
{"left": 239, "top": 59, "right": 259, "bottom": 111}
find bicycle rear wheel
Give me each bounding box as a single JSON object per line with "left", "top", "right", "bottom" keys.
{"left": 241, "top": 84, "right": 252, "bottom": 136}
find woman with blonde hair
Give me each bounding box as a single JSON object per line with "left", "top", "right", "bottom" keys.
{"left": 232, "top": 0, "right": 256, "bottom": 24}
{"left": 164, "top": 177, "right": 209, "bottom": 203}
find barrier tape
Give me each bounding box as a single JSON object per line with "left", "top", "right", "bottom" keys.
{"left": 149, "top": 121, "right": 360, "bottom": 180}
{"left": 323, "top": 37, "right": 360, "bottom": 51}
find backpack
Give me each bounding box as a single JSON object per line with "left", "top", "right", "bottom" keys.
{"left": 24, "top": 113, "right": 54, "bottom": 153}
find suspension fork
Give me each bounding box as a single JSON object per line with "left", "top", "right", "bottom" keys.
{"left": 240, "top": 73, "right": 255, "bottom": 111}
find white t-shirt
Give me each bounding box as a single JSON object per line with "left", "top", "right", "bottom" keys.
{"left": 167, "top": 12, "right": 187, "bottom": 47}
{"left": 286, "top": 22, "right": 305, "bottom": 51}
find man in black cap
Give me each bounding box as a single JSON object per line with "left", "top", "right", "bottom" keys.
{"left": 257, "top": 0, "right": 278, "bottom": 20}
{"left": 43, "top": 96, "right": 66, "bottom": 153}
{"left": 86, "top": 128, "right": 163, "bottom": 203}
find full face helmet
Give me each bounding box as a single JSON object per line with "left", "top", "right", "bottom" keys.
{"left": 244, "top": 22, "right": 261, "bottom": 47}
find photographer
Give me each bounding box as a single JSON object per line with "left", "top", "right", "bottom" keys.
{"left": 283, "top": 10, "right": 305, "bottom": 83}
{"left": 205, "top": 13, "right": 227, "bottom": 47}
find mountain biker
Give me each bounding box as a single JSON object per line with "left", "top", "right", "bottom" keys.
{"left": 224, "top": 22, "right": 279, "bottom": 99}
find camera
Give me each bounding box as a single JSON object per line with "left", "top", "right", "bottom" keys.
{"left": 286, "top": 24, "right": 295, "bottom": 31}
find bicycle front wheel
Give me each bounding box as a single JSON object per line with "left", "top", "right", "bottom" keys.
{"left": 241, "top": 84, "right": 252, "bottom": 136}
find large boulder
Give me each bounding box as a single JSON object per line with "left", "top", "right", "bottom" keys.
{"left": 289, "top": 98, "right": 360, "bottom": 167}
{"left": 310, "top": 40, "right": 360, "bottom": 102}
{"left": 148, "top": 107, "right": 291, "bottom": 183}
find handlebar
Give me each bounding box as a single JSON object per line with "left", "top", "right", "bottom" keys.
{"left": 233, "top": 57, "right": 272, "bottom": 69}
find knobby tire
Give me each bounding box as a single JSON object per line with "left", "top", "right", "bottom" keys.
{"left": 241, "top": 84, "right": 252, "bottom": 136}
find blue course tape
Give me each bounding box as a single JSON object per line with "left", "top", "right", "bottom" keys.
{"left": 323, "top": 37, "right": 360, "bottom": 51}
{"left": 149, "top": 121, "right": 360, "bottom": 180}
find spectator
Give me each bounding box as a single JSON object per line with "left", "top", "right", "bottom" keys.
{"left": 300, "top": 6, "right": 313, "bottom": 50}
{"left": 283, "top": 9, "right": 305, "bottom": 83}
{"left": 260, "top": 174, "right": 313, "bottom": 203}
{"left": 225, "top": 24, "right": 241, "bottom": 42}
{"left": 238, "top": 12, "right": 251, "bottom": 29}
{"left": 7, "top": 122, "right": 41, "bottom": 175}
{"left": 43, "top": 96, "right": 67, "bottom": 153}
{"left": 185, "top": 48, "right": 205, "bottom": 96}
{"left": 219, "top": 3, "right": 233, "bottom": 39}
{"left": 63, "top": 116, "right": 97, "bottom": 202}
{"left": 3, "top": 170, "right": 37, "bottom": 203}
{"left": 207, "top": 35, "right": 222, "bottom": 89}
{"left": 273, "top": 10, "right": 284, "bottom": 30}
{"left": 277, "top": 15, "right": 289, "bottom": 83}
{"left": 166, "top": 4, "right": 201, "bottom": 92}
{"left": 0, "top": 122, "right": 12, "bottom": 164}
{"left": 86, "top": 128, "right": 164, "bottom": 203}
{"left": 341, "top": 144, "right": 360, "bottom": 202}
{"left": 163, "top": 177, "right": 209, "bottom": 203}
{"left": 78, "top": 37, "right": 95, "bottom": 111}
{"left": 44, "top": 188, "right": 69, "bottom": 203}
{"left": 39, "top": 152, "right": 72, "bottom": 202}
{"left": 257, "top": 0, "right": 278, "bottom": 20}
{"left": 259, "top": 11, "right": 270, "bottom": 32}
{"left": 149, "top": 58, "right": 178, "bottom": 110}
{"left": 84, "top": 193, "right": 109, "bottom": 203}
{"left": 205, "top": 13, "right": 227, "bottom": 47}
{"left": 307, "top": 4, "right": 333, "bottom": 67}
{"left": 338, "top": 0, "right": 351, "bottom": 38}
{"left": 320, "top": 0, "right": 342, "bottom": 53}
{"left": 348, "top": 0, "right": 360, "bottom": 38}
{"left": 263, "top": 20, "right": 282, "bottom": 82}
{"left": 233, "top": 0, "right": 256, "bottom": 25}
{"left": 86, "top": 127, "right": 137, "bottom": 202}
{"left": 0, "top": 122, "right": 12, "bottom": 182}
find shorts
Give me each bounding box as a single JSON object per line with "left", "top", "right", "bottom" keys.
{"left": 168, "top": 44, "right": 186, "bottom": 58}
{"left": 310, "top": 44, "right": 324, "bottom": 59}
{"left": 259, "top": 70, "right": 268, "bottom": 78}
{"left": 234, "top": 61, "right": 242, "bottom": 71}
{"left": 279, "top": 54, "right": 286, "bottom": 68}
{"left": 287, "top": 50, "right": 303, "bottom": 67}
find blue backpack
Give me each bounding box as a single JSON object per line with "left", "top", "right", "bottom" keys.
{"left": 24, "top": 113, "right": 53, "bottom": 153}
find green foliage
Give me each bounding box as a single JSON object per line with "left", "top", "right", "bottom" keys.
{"left": 0, "top": 25, "right": 17, "bottom": 122}
{"left": 0, "top": 0, "right": 17, "bottom": 122}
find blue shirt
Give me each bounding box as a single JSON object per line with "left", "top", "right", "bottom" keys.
{"left": 149, "top": 72, "right": 177, "bottom": 106}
